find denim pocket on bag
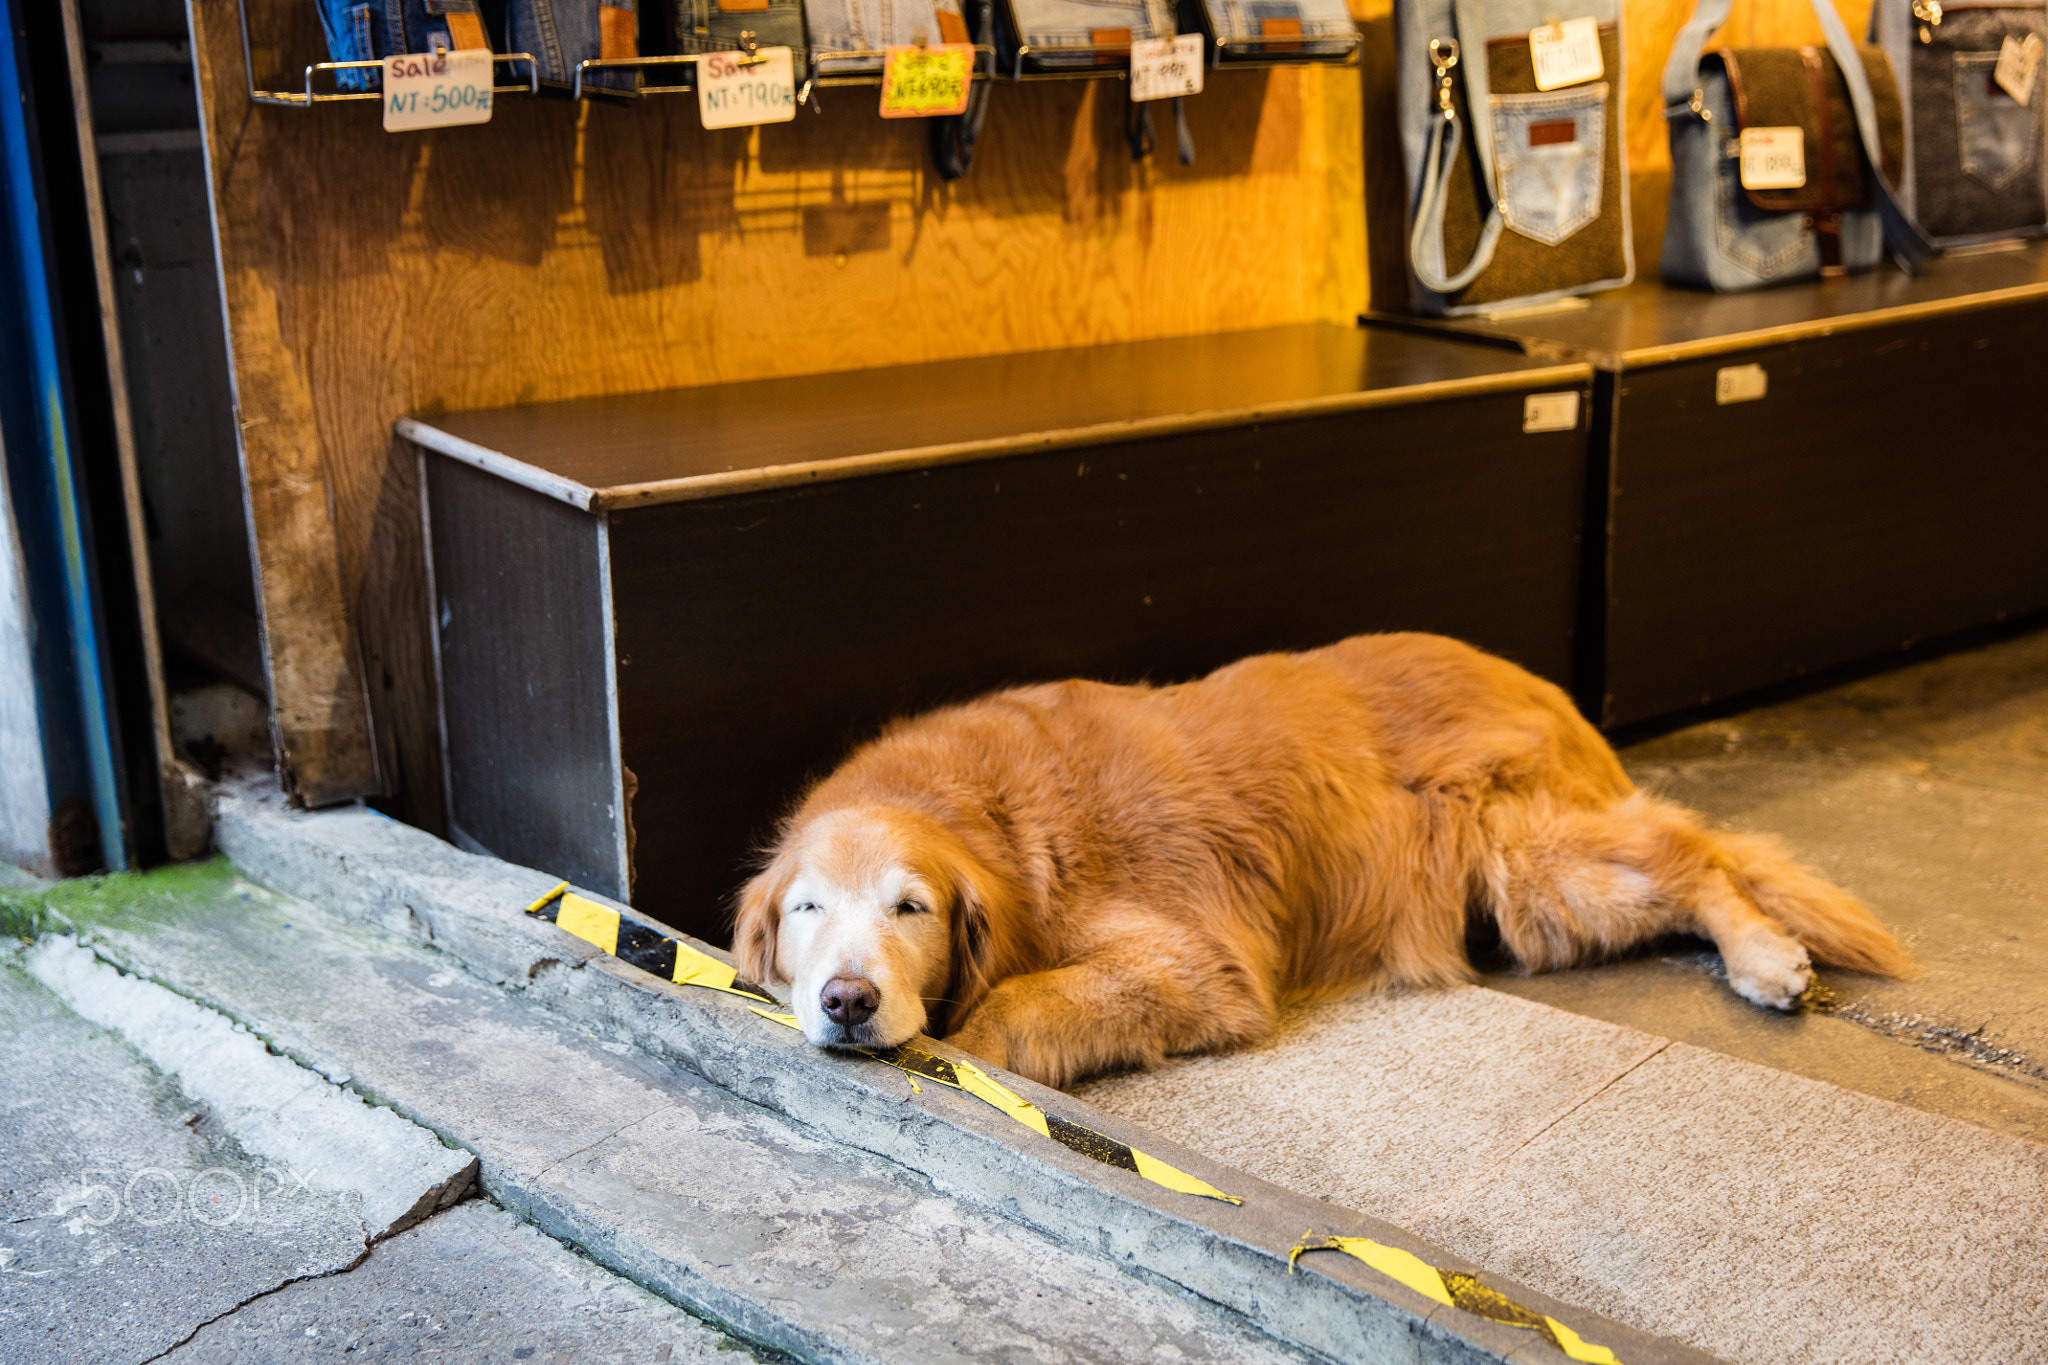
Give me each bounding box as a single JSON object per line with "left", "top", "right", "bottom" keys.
{"left": 1956, "top": 51, "right": 2037, "bottom": 190}
{"left": 1490, "top": 84, "right": 1606, "bottom": 246}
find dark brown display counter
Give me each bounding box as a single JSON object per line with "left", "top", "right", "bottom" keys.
{"left": 402, "top": 323, "right": 1594, "bottom": 939}
{"left": 1372, "top": 241, "right": 2048, "bottom": 728}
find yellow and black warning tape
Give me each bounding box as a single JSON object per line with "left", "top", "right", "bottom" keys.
{"left": 522, "top": 882, "right": 1239, "bottom": 1205}
{"left": 526, "top": 883, "right": 779, "bottom": 1004}
{"left": 526, "top": 883, "right": 1627, "bottom": 1358}
{"left": 746, "top": 1007, "right": 1239, "bottom": 1203}
{"left": 1291, "top": 1235, "right": 1623, "bottom": 1364}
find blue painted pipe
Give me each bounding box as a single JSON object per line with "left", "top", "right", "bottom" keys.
{"left": 0, "top": 0, "right": 129, "bottom": 870}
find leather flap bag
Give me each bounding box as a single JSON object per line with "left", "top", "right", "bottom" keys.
{"left": 1714, "top": 45, "right": 1907, "bottom": 217}
{"left": 1661, "top": 0, "right": 1932, "bottom": 289}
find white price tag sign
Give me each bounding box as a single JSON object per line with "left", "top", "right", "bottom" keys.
{"left": 382, "top": 49, "right": 494, "bottom": 132}
{"left": 1131, "top": 34, "right": 1204, "bottom": 103}
{"left": 1739, "top": 126, "right": 1806, "bottom": 189}
{"left": 1715, "top": 363, "right": 1768, "bottom": 405}
{"left": 1522, "top": 391, "right": 1581, "bottom": 433}
{"left": 1529, "top": 18, "right": 1602, "bottom": 91}
{"left": 697, "top": 47, "right": 798, "bottom": 129}
{"left": 1996, "top": 32, "right": 2043, "bottom": 106}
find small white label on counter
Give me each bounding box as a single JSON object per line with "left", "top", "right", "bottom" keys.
{"left": 382, "top": 49, "right": 494, "bottom": 132}
{"left": 1529, "top": 18, "right": 1603, "bottom": 91}
{"left": 1739, "top": 127, "right": 1806, "bottom": 190}
{"left": 1523, "top": 391, "right": 1581, "bottom": 433}
{"left": 1716, "top": 363, "right": 1769, "bottom": 405}
{"left": 1131, "top": 35, "right": 1204, "bottom": 102}
{"left": 697, "top": 47, "right": 797, "bottom": 129}
{"left": 1996, "top": 33, "right": 2042, "bottom": 106}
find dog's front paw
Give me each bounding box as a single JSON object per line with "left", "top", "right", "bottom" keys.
{"left": 1723, "top": 928, "right": 1813, "bottom": 1011}
{"left": 947, "top": 1014, "right": 1011, "bottom": 1074}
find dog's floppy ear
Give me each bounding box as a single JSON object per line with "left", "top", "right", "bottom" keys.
{"left": 731, "top": 850, "right": 797, "bottom": 986}
{"left": 935, "top": 852, "right": 1013, "bottom": 1037}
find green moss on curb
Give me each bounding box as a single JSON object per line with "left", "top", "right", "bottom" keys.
{"left": 0, "top": 857, "right": 248, "bottom": 942}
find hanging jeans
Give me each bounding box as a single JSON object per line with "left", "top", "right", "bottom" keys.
{"left": 314, "top": 0, "right": 490, "bottom": 92}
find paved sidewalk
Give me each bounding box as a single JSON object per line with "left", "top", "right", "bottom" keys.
{"left": 162, "top": 1200, "right": 755, "bottom": 1363}
{"left": 1493, "top": 626, "right": 2048, "bottom": 1144}
{"left": 1077, "top": 627, "right": 2048, "bottom": 1364}
{"left": 1076, "top": 987, "right": 2048, "bottom": 1365}
{"left": 18, "top": 860, "right": 1342, "bottom": 1365}
{"left": 0, "top": 951, "right": 370, "bottom": 1363}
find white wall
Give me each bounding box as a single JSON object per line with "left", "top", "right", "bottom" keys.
{"left": 0, "top": 431, "right": 53, "bottom": 874}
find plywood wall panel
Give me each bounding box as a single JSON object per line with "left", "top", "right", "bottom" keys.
{"left": 189, "top": 0, "right": 1368, "bottom": 816}
{"left": 189, "top": 0, "right": 1879, "bottom": 817}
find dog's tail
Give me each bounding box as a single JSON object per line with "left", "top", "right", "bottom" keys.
{"left": 1710, "top": 827, "right": 1912, "bottom": 976}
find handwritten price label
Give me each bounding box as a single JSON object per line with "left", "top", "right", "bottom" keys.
{"left": 697, "top": 47, "right": 797, "bottom": 129}
{"left": 382, "top": 48, "right": 494, "bottom": 131}
{"left": 1528, "top": 17, "right": 1602, "bottom": 91}
{"left": 1130, "top": 34, "right": 1203, "bottom": 102}
{"left": 1739, "top": 126, "right": 1806, "bottom": 190}
{"left": 1996, "top": 32, "right": 2043, "bottom": 106}
{"left": 880, "top": 44, "right": 975, "bottom": 118}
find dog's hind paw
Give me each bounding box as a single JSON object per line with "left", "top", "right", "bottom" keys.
{"left": 1724, "top": 928, "right": 1814, "bottom": 1011}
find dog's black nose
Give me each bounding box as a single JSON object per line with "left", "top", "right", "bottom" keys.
{"left": 820, "top": 975, "right": 879, "bottom": 1028}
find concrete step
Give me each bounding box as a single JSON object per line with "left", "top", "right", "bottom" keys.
{"left": 4, "top": 933, "right": 756, "bottom": 1364}
{"left": 1075, "top": 986, "right": 2048, "bottom": 1365}
{"left": 159, "top": 1200, "right": 759, "bottom": 1364}
{"left": 0, "top": 951, "right": 372, "bottom": 1363}
{"left": 25, "top": 936, "right": 475, "bottom": 1239}
{"left": 193, "top": 777, "right": 1708, "bottom": 1365}
{"left": 34, "top": 859, "right": 1335, "bottom": 1365}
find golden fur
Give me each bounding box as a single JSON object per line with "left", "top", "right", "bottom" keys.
{"left": 733, "top": 633, "right": 1908, "bottom": 1088}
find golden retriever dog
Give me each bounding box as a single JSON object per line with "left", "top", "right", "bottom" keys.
{"left": 732, "top": 633, "right": 1907, "bottom": 1088}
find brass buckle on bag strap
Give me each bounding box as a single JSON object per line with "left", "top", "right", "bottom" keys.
{"left": 1911, "top": 0, "right": 1942, "bottom": 44}
{"left": 1429, "top": 37, "right": 1459, "bottom": 122}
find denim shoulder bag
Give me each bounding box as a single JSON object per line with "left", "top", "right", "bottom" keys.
{"left": 1397, "top": 0, "right": 1633, "bottom": 316}
{"left": 1662, "top": 0, "right": 1934, "bottom": 289}
{"left": 1870, "top": 0, "right": 2048, "bottom": 242}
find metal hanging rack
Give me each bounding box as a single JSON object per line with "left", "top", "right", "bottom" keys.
{"left": 571, "top": 42, "right": 999, "bottom": 103}
{"left": 1206, "top": 29, "right": 1361, "bottom": 70}
{"left": 236, "top": 1, "right": 537, "bottom": 107}
{"left": 235, "top": 0, "right": 1351, "bottom": 112}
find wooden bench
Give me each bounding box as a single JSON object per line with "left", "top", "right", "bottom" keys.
{"left": 1393, "top": 242, "right": 2048, "bottom": 728}
{"left": 402, "top": 323, "right": 1595, "bottom": 941}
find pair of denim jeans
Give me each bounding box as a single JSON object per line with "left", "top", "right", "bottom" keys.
{"left": 503, "top": 0, "right": 641, "bottom": 92}
{"left": 1181, "top": 0, "right": 1355, "bottom": 62}
{"left": 806, "top": 0, "right": 969, "bottom": 75}
{"left": 315, "top": 0, "right": 490, "bottom": 90}
{"left": 315, "top": 1, "right": 639, "bottom": 95}
{"left": 672, "top": 0, "right": 809, "bottom": 71}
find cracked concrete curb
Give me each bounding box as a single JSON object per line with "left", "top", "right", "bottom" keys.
{"left": 211, "top": 781, "right": 1715, "bottom": 1365}
{"left": 25, "top": 935, "right": 476, "bottom": 1239}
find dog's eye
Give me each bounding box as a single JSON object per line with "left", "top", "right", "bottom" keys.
{"left": 790, "top": 901, "right": 820, "bottom": 914}
{"left": 896, "top": 900, "right": 927, "bottom": 916}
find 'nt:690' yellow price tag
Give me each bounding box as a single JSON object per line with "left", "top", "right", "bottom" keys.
{"left": 879, "top": 44, "right": 975, "bottom": 118}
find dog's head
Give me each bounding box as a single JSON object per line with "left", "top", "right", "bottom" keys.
{"left": 732, "top": 806, "right": 1006, "bottom": 1051}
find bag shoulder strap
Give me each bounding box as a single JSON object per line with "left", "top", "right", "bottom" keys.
{"left": 1409, "top": 0, "right": 1509, "bottom": 295}
{"left": 1661, "top": 0, "right": 1935, "bottom": 269}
